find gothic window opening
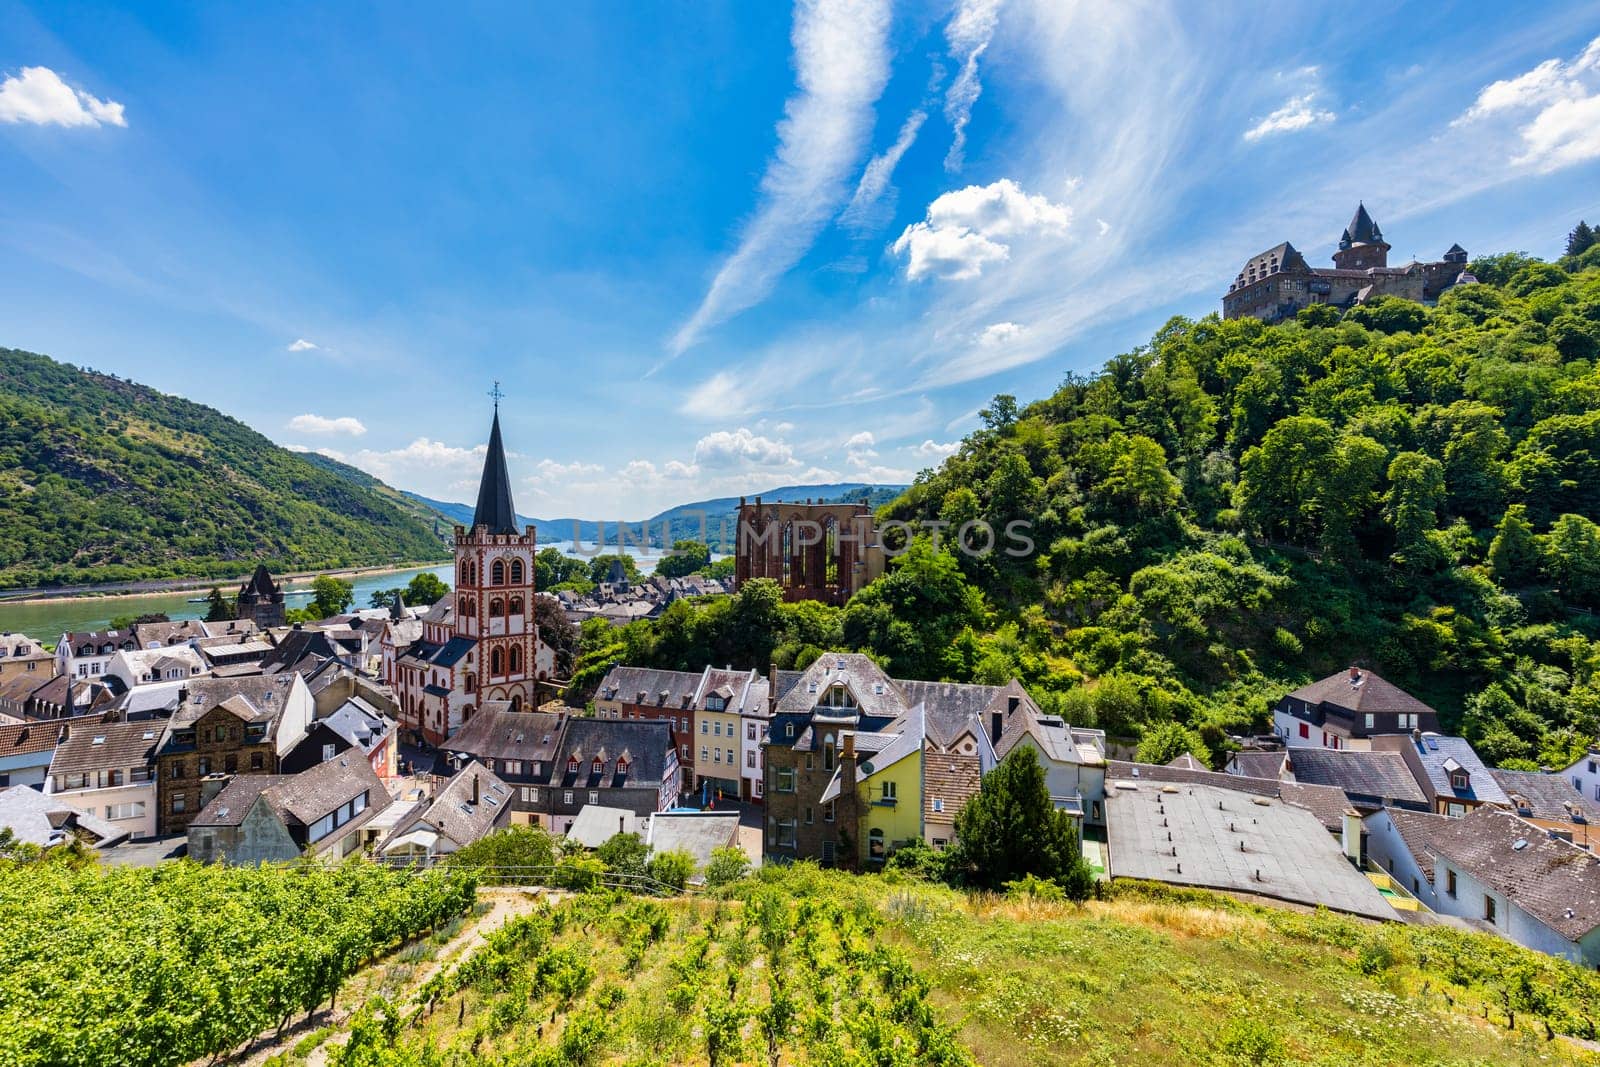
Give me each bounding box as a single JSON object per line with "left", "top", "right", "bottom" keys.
{"left": 492, "top": 559, "right": 506, "bottom": 585}
{"left": 509, "top": 559, "right": 524, "bottom": 584}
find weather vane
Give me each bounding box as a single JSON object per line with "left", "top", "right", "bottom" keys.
{"left": 489, "top": 380, "right": 505, "bottom": 411}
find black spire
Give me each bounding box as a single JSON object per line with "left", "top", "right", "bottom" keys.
{"left": 471, "top": 409, "right": 520, "bottom": 535}
{"left": 1346, "top": 203, "right": 1384, "bottom": 245}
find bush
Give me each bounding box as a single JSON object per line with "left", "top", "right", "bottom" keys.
{"left": 702, "top": 847, "right": 752, "bottom": 889}
{"left": 647, "top": 850, "right": 695, "bottom": 891}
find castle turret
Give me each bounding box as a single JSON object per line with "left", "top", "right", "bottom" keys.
{"left": 1332, "top": 203, "right": 1390, "bottom": 271}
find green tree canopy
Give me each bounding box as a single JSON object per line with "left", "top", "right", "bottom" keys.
{"left": 949, "top": 746, "right": 1093, "bottom": 897}
{"left": 310, "top": 575, "right": 354, "bottom": 617}
{"left": 656, "top": 539, "right": 712, "bottom": 579}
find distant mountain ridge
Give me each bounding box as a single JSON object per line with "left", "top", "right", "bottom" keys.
{"left": 0, "top": 347, "right": 450, "bottom": 590}
{"left": 405, "top": 482, "right": 908, "bottom": 552}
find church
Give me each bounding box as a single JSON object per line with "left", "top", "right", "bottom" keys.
{"left": 382, "top": 407, "right": 554, "bottom": 746}
{"left": 1223, "top": 203, "right": 1476, "bottom": 323}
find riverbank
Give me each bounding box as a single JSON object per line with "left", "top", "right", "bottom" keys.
{"left": 0, "top": 560, "right": 450, "bottom": 607}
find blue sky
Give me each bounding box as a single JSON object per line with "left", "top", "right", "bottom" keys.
{"left": 3, "top": 2, "right": 1599, "bottom": 518}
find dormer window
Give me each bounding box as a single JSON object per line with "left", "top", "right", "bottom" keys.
{"left": 567, "top": 756, "right": 579, "bottom": 774}
{"left": 591, "top": 758, "right": 604, "bottom": 776}
{"left": 1451, "top": 771, "right": 1468, "bottom": 791}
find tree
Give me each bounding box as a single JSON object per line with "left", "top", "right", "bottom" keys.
{"left": 368, "top": 588, "right": 401, "bottom": 610}
{"left": 1384, "top": 452, "right": 1446, "bottom": 564}
{"left": 656, "top": 539, "right": 711, "bottom": 579}
{"left": 405, "top": 571, "right": 450, "bottom": 606}
{"left": 1101, "top": 434, "right": 1181, "bottom": 519}
{"left": 702, "top": 846, "right": 752, "bottom": 888}
{"left": 536, "top": 547, "right": 588, "bottom": 589}
{"left": 1135, "top": 721, "right": 1211, "bottom": 768}
{"left": 203, "top": 587, "right": 234, "bottom": 622}
{"left": 1344, "top": 296, "right": 1427, "bottom": 334}
{"left": 533, "top": 595, "right": 580, "bottom": 679}
{"left": 309, "top": 575, "right": 354, "bottom": 618}
{"left": 980, "top": 393, "right": 1018, "bottom": 433}
{"left": 949, "top": 746, "right": 1093, "bottom": 897}
{"left": 1488, "top": 504, "right": 1542, "bottom": 588}
{"left": 587, "top": 553, "right": 642, "bottom": 585}
{"left": 1568, "top": 220, "right": 1597, "bottom": 258}
{"left": 646, "top": 849, "right": 695, "bottom": 890}
{"left": 1543, "top": 513, "right": 1600, "bottom": 608}
{"left": 595, "top": 832, "right": 649, "bottom": 878}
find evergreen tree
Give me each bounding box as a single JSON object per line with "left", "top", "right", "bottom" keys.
{"left": 949, "top": 746, "right": 1093, "bottom": 897}
{"left": 1567, "top": 220, "right": 1595, "bottom": 258}
{"left": 1487, "top": 504, "right": 1542, "bottom": 587}
{"left": 1542, "top": 513, "right": 1600, "bottom": 608}
{"left": 203, "top": 586, "right": 233, "bottom": 623}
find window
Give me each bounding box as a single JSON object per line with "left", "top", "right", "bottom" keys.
{"left": 322, "top": 743, "right": 336, "bottom": 762}
{"left": 747, "top": 750, "right": 757, "bottom": 768}
{"left": 713, "top": 749, "right": 721, "bottom": 764}
{"left": 805, "top": 806, "right": 813, "bottom": 825}
{"left": 785, "top": 723, "right": 795, "bottom": 739}
{"left": 701, "top": 746, "right": 709, "bottom": 762}
{"left": 824, "top": 801, "right": 835, "bottom": 823}
{"left": 823, "top": 736, "right": 835, "bottom": 771}
{"left": 868, "top": 828, "right": 885, "bottom": 859}
{"left": 223, "top": 755, "right": 237, "bottom": 774}
{"left": 107, "top": 802, "right": 145, "bottom": 821}
{"left": 1364, "top": 713, "right": 1374, "bottom": 730}
{"left": 509, "top": 559, "right": 524, "bottom": 584}
{"left": 170, "top": 762, "right": 184, "bottom": 780}
{"left": 522, "top": 787, "right": 540, "bottom": 803}
{"left": 726, "top": 748, "right": 734, "bottom": 764}
{"left": 754, "top": 779, "right": 763, "bottom": 798}
{"left": 1484, "top": 895, "right": 1497, "bottom": 925}
{"left": 681, "top": 744, "right": 689, "bottom": 759}
{"left": 131, "top": 766, "right": 152, "bottom": 783}
{"left": 172, "top": 794, "right": 187, "bottom": 814}
{"left": 250, "top": 752, "right": 264, "bottom": 770}
{"left": 747, "top": 723, "right": 757, "bottom": 740}
{"left": 1450, "top": 772, "right": 1468, "bottom": 791}
{"left": 706, "top": 696, "right": 725, "bottom": 711}
{"left": 492, "top": 559, "right": 506, "bottom": 585}
{"left": 197, "top": 757, "right": 210, "bottom": 776}
{"left": 563, "top": 790, "right": 574, "bottom": 805}
{"left": 588, "top": 791, "right": 599, "bottom": 804}
{"left": 1298, "top": 722, "right": 1309, "bottom": 739}
{"left": 881, "top": 780, "right": 897, "bottom": 801}
{"left": 776, "top": 767, "right": 796, "bottom": 793}
{"left": 504, "top": 760, "right": 522, "bottom": 777}
{"left": 776, "top": 819, "right": 796, "bottom": 848}
{"left": 932, "top": 798, "right": 944, "bottom": 813}
{"left": 701, "top": 721, "right": 708, "bottom": 734}
{"left": 214, "top": 724, "right": 227, "bottom": 742}
{"left": 1445, "top": 868, "right": 1457, "bottom": 897}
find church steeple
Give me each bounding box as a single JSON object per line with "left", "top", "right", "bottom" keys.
{"left": 471, "top": 401, "right": 519, "bottom": 536}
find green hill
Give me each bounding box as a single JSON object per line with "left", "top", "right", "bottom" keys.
{"left": 880, "top": 246, "right": 1600, "bottom": 766}
{"left": 0, "top": 347, "right": 450, "bottom": 590}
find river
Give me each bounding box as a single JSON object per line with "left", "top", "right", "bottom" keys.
{"left": 0, "top": 541, "right": 683, "bottom": 643}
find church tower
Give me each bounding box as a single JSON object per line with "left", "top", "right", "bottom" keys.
{"left": 1332, "top": 202, "right": 1390, "bottom": 271}
{"left": 452, "top": 396, "right": 542, "bottom": 712}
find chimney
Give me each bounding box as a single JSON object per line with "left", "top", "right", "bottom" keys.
{"left": 1411, "top": 726, "right": 1423, "bottom": 745}
{"left": 1348, "top": 665, "right": 1361, "bottom": 685}
{"left": 471, "top": 773, "right": 480, "bottom": 805}
{"left": 768, "top": 660, "right": 779, "bottom": 714}
{"left": 1341, "top": 809, "right": 1363, "bottom": 866}
{"left": 619, "top": 814, "right": 626, "bottom": 835}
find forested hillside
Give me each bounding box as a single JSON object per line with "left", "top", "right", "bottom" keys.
{"left": 581, "top": 241, "right": 1600, "bottom": 771}
{"left": 0, "top": 348, "right": 449, "bottom": 589}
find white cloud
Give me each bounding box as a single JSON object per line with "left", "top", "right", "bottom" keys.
{"left": 977, "top": 321, "right": 1025, "bottom": 347}
{"left": 530, "top": 458, "right": 604, "bottom": 483}
{"left": 287, "top": 414, "right": 367, "bottom": 437}
{"left": 838, "top": 109, "right": 926, "bottom": 231}
{"left": 664, "top": 0, "right": 892, "bottom": 361}
{"left": 348, "top": 438, "right": 487, "bottom": 495}
{"left": 915, "top": 439, "right": 960, "bottom": 460}
{"left": 892, "top": 178, "right": 1071, "bottom": 280}
{"left": 943, "top": 0, "right": 1003, "bottom": 171}
{"left": 287, "top": 338, "right": 319, "bottom": 352}
{"left": 0, "top": 66, "right": 125, "bottom": 128}
{"left": 1242, "top": 92, "right": 1335, "bottom": 141}
{"left": 844, "top": 431, "right": 878, "bottom": 469}
{"left": 1096, "top": 218, "right": 1111, "bottom": 237}
{"left": 1455, "top": 35, "right": 1600, "bottom": 173}
{"left": 286, "top": 444, "right": 348, "bottom": 462}
{"left": 693, "top": 427, "right": 798, "bottom": 469}
{"left": 843, "top": 430, "right": 877, "bottom": 450}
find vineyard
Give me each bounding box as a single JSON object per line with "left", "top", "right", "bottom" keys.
{"left": 0, "top": 860, "right": 475, "bottom": 1067}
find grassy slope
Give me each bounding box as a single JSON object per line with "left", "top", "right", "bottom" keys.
{"left": 0, "top": 347, "right": 449, "bottom": 588}
{"left": 279, "top": 869, "right": 1599, "bottom": 1067}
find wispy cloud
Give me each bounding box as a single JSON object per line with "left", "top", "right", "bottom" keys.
{"left": 286, "top": 338, "right": 319, "bottom": 352}
{"left": 0, "top": 66, "right": 125, "bottom": 128}
{"left": 287, "top": 413, "right": 367, "bottom": 436}
{"left": 943, "top": 0, "right": 1003, "bottom": 171}
{"left": 1243, "top": 92, "right": 1335, "bottom": 141}
{"left": 839, "top": 109, "right": 926, "bottom": 232}
{"left": 662, "top": 0, "right": 892, "bottom": 365}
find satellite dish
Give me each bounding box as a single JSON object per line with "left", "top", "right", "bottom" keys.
{"left": 860, "top": 761, "right": 874, "bottom": 774}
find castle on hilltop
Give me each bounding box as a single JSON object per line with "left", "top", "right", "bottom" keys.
{"left": 1222, "top": 203, "right": 1477, "bottom": 323}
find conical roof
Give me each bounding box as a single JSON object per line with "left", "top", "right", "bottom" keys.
{"left": 471, "top": 412, "right": 520, "bottom": 535}
{"left": 1346, "top": 203, "right": 1384, "bottom": 245}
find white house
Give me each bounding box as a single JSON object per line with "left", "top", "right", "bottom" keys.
{"left": 1362, "top": 806, "right": 1450, "bottom": 909}
{"left": 56, "top": 629, "right": 139, "bottom": 681}
{"left": 45, "top": 719, "right": 161, "bottom": 839}
{"left": 1559, "top": 749, "right": 1600, "bottom": 808}
{"left": 106, "top": 646, "right": 207, "bottom": 690}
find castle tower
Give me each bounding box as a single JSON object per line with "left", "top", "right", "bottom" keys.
{"left": 236, "top": 564, "right": 286, "bottom": 628}
{"left": 453, "top": 401, "right": 541, "bottom": 712}
{"left": 1332, "top": 203, "right": 1390, "bottom": 271}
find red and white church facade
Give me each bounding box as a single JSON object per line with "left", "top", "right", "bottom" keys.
{"left": 383, "top": 409, "right": 554, "bottom": 746}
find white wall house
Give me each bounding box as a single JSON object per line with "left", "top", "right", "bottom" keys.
{"left": 57, "top": 630, "right": 139, "bottom": 680}
{"left": 106, "top": 646, "right": 207, "bottom": 691}
{"left": 45, "top": 719, "right": 160, "bottom": 839}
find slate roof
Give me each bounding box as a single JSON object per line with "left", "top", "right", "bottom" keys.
{"left": 1283, "top": 749, "right": 1428, "bottom": 806}
{"left": 446, "top": 705, "right": 566, "bottom": 765}
{"left": 0, "top": 786, "right": 128, "bottom": 849}
{"left": 776, "top": 655, "right": 907, "bottom": 720}
{"left": 1229, "top": 751, "right": 1287, "bottom": 779}
{"left": 241, "top": 564, "right": 281, "bottom": 599}
{"left": 1107, "top": 760, "right": 1354, "bottom": 833}
{"left": 318, "top": 698, "right": 394, "bottom": 754}
{"left": 1490, "top": 769, "right": 1600, "bottom": 825}
{"left": 1343, "top": 202, "right": 1384, "bottom": 246}
{"left": 599, "top": 666, "right": 703, "bottom": 709}
{"left": 1286, "top": 669, "right": 1436, "bottom": 719}
{"left": 131, "top": 619, "right": 208, "bottom": 648}
{"left": 1386, "top": 733, "right": 1508, "bottom": 806}
{"left": 49, "top": 719, "right": 159, "bottom": 778}
{"left": 400, "top": 760, "right": 512, "bottom": 849}
{"left": 556, "top": 718, "right": 675, "bottom": 789}
{"left": 1371, "top": 806, "right": 1452, "bottom": 881}
{"left": 471, "top": 412, "right": 520, "bottom": 535}
{"left": 1230, "top": 242, "right": 1312, "bottom": 291}
{"left": 61, "top": 630, "right": 137, "bottom": 655}
{"left": 0, "top": 719, "right": 68, "bottom": 759}
{"left": 432, "top": 637, "right": 476, "bottom": 669}
{"left": 1426, "top": 808, "right": 1600, "bottom": 941}
{"left": 193, "top": 755, "right": 390, "bottom": 834}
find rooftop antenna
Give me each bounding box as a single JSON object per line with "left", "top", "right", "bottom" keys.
{"left": 488, "top": 381, "right": 505, "bottom": 413}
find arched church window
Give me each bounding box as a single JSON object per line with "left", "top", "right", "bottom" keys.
{"left": 509, "top": 559, "right": 524, "bottom": 584}
{"left": 509, "top": 646, "right": 523, "bottom": 673}
{"left": 491, "top": 648, "right": 505, "bottom": 676}
{"left": 491, "top": 559, "right": 506, "bottom": 585}
{"left": 490, "top": 598, "right": 505, "bottom": 618}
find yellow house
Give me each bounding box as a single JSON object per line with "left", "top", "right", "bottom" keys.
{"left": 821, "top": 704, "right": 927, "bottom": 866}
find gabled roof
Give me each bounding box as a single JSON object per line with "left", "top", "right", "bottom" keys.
{"left": 598, "top": 666, "right": 703, "bottom": 709}
{"left": 1283, "top": 749, "right": 1428, "bottom": 806}
{"left": 1396, "top": 733, "right": 1507, "bottom": 805}
{"left": 447, "top": 705, "right": 566, "bottom": 764}
{"left": 0, "top": 785, "right": 128, "bottom": 849}
{"left": 1490, "top": 768, "right": 1600, "bottom": 824}
{"left": 1369, "top": 806, "right": 1453, "bottom": 881}
{"left": 1426, "top": 808, "right": 1600, "bottom": 941}
{"left": 49, "top": 719, "right": 158, "bottom": 778}
{"left": 471, "top": 412, "right": 520, "bottom": 535}
{"left": 397, "top": 760, "right": 512, "bottom": 849}
{"left": 556, "top": 718, "right": 675, "bottom": 788}
{"left": 1228, "top": 751, "right": 1287, "bottom": 780}
{"left": 1285, "top": 669, "right": 1436, "bottom": 719}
